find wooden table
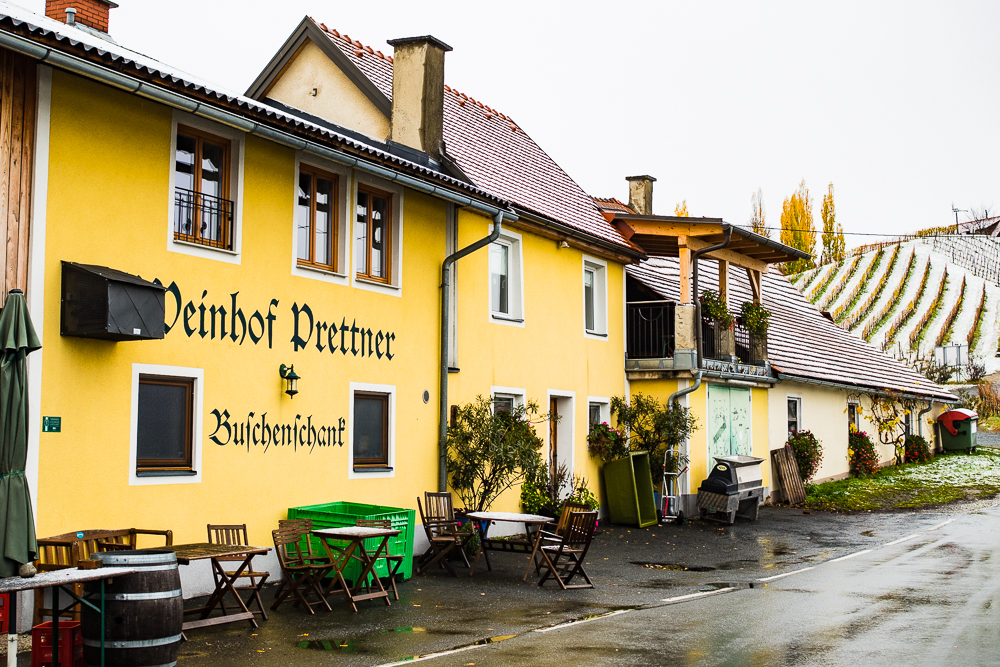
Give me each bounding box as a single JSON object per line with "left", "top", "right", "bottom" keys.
{"left": 464, "top": 512, "right": 552, "bottom": 577}
{"left": 157, "top": 543, "right": 270, "bottom": 632}
{"left": 312, "top": 527, "right": 400, "bottom": 612}
{"left": 0, "top": 566, "right": 137, "bottom": 667}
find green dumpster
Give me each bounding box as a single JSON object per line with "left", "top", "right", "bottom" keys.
{"left": 936, "top": 408, "right": 978, "bottom": 452}
{"left": 603, "top": 451, "right": 658, "bottom": 527}
{"left": 287, "top": 502, "right": 415, "bottom": 585}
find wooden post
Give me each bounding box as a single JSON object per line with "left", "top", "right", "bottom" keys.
{"left": 679, "top": 241, "right": 692, "bottom": 304}
{"left": 746, "top": 268, "right": 762, "bottom": 303}
{"left": 718, "top": 259, "right": 729, "bottom": 309}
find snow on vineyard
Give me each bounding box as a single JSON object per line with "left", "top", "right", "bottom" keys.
{"left": 790, "top": 238, "right": 1000, "bottom": 373}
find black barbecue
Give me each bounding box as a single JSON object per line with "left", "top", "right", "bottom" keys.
{"left": 697, "top": 455, "right": 765, "bottom": 524}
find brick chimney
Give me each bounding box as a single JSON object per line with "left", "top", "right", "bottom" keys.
{"left": 46, "top": 0, "right": 118, "bottom": 33}
{"left": 626, "top": 175, "right": 656, "bottom": 216}
{"left": 386, "top": 35, "right": 452, "bottom": 158}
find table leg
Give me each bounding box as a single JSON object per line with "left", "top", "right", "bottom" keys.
{"left": 524, "top": 524, "right": 544, "bottom": 581}
{"left": 6, "top": 589, "right": 16, "bottom": 667}
{"left": 100, "top": 580, "right": 106, "bottom": 667}
{"left": 469, "top": 520, "right": 493, "bottom": 576}
{"left": 198, "top": 556, "right": 258, "bottom": 628}
{"left": 353, "top": 537, "right": 391, "bottom": 606}
{"left": 52, "top": 586, "right": 59, "bottom": 667}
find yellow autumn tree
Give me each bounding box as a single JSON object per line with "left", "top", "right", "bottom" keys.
{"left": 750, "top": 188, "right": 767, "bottom": 237}
{"left": 779, "top": 179, "right": 816, "bottom": 274}
{"left": 674, "top": 201, "right": 689, "bottom": 217}
{"left": 820, "top": 183, "right": 846, "bottom": 265}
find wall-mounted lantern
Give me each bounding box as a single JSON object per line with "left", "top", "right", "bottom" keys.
{"left": 279, "top": 364, "right": 300, "bottom": 398}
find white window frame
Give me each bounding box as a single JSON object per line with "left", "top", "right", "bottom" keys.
{"left": 787, "top": 395, "right": 803, "bottom": 435}
{"left": 488, "top": 227, "right": 525, "bottom": 326}
{"left": 583, "top": 255, "right": 608, "bottom": 339}
{"left": 348, "top": 382, "right": 396, "bottom": 479}
{"left": 491, "top": 386, "right": 526, "bottom": 412}
{"left": 848, "top": 401, "right": 860, "bottom": 432}
{"left": 291, "top": 153, "right": 351, "bottom": 285}
{"left": 167, "top": 110, "right": 245, "bottom": 265}
{"left": 129, "top": 363, "right": 204, "bottom": 486}
{"left": 351, "top": 174, "right": 404, "bottom": 297}
{"left": 587, "top": 396, "right": 611, "bottom": 428}
{"left": 546, "top": 389, "right": 576, "bottom": 481}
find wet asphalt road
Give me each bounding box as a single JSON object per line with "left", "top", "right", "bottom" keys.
{"left": 15, "top": 501, "right": 993, "bottom": 665}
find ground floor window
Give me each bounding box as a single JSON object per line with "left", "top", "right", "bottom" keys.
{"left": 349, "top": 383, "right": 395, "bottom": 477}
{"left": 130, "top": 364, "right": 203, "bottom": 485}
{"left": 787, "top": 396, "right": 802, "bottom": 435}
{"left": 848, "top": 402, "right": 859, "bottom": 432}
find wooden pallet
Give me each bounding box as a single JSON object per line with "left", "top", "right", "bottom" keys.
{"left": 770, "top": 447, "right": 807, "bottom": 505}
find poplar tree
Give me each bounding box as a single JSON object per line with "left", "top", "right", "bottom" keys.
{"left": 674, "top": 201, "right": 689, "bottom": 217}
{"left": 750, "top": 188, "right": 768, "bottom": 237}
{"left": 779, "top": 180, "right": 816, "bottom": 274}
{"left": 820, "top": 183, "right": 846, "bottom": 265}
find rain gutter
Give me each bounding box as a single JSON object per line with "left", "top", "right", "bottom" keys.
{"left": 438, "top": 211, "right": 507, "bottom": 491}
{"left": 0, "top": 28, "right": 518, "bottom": 223}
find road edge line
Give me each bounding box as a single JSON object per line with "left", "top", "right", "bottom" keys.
{"left": 534, "top": 608, "right": 632, "bottom": 633}
{"left": 757, "top": 567, "right": 814, "bottom": 582}
{"left": 883, "top": 534, "right": 920, "bottom": 546}
{"left": 927, "top": 518, "right": 954, "bottom": 531}
{"left": 660, "top": 587, "right": 736, "bottom": 604}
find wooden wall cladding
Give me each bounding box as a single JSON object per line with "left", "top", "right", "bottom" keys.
{"left": 0, "top": 48, "right": 35, "bottom": 298}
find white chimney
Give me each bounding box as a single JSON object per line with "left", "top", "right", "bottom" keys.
{"left": 386, "top": 35, "right": 453, "bottom": 158}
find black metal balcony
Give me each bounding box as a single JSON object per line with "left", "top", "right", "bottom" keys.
{"left": 701, "top": 317, "right": 724, "bottom": 361}
{"left": 735, "top": 318, "right": 767, "bottom": 367}
{"left": 626, "top": 301, "right": 675, "bottom": 359}
{"left": 173, "top": 187, "right": 235, "bottom": 250}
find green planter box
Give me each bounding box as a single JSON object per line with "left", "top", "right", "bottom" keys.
{"left": 603, "top": 452, "right": 658, "bottom": 528}
{"left": 287, "top": 502, "right": 415, "bottom": 585}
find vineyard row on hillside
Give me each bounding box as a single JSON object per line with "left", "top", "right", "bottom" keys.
{"left": 882, "top": 260, "right": 932, "bottom": 344}
{"left": 819, "top": 254, "right": 863, "bottom": 312}
{"left": 935, "top": 277, "right": 967, "bottom": 348}
{"left": 908, "top": 271, "right": 948, "bottom": 350}
{"left": 858, "top": 251, "right": 917, "bottom": 339}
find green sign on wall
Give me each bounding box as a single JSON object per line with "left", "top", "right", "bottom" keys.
{"left": 42, "top": 416, "right": 61, "bottom": 433}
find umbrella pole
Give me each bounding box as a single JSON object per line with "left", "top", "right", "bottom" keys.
{"left": 6, "top": 589, "right": 16, "bottom": 667}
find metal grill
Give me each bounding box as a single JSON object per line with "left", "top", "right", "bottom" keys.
{"left": 173, "top": 187, "right": 235, "bottom": 250}
{"left": 734, "top": 319, "right": 766, "bottom": 366}
{"left": 626, "top": 301, "right": 675, "bottom": 359}
{"left": 701, "top": 318, "right": 723, "bottom": 361}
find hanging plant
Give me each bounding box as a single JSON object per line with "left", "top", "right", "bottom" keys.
{"left": 699, "top": 290, "right": 734, "bottom": 328}
{"left": 740, "top": 301, "right": 771, "bottom": 336}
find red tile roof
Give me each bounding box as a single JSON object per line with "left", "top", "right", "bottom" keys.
{"left": 627, "top": 258, "right": 957, "bottom": 402}
{"left": 312, "top": 20, "right": 632, "bottom": 249}
{"left": 593, "top": 197, "right": 636, "bottom": 214}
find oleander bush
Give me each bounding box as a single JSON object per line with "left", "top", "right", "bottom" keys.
{"left": 848, "top": 430, "right": 880, "bottom": 477}
{"left": 903, "top": 434, "right": 932, "bottom": 464}
{"left": 786, "top": 430, "right": 824, "bottom": 482}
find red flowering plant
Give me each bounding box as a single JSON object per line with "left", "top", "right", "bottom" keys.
{"left": 786, "top": 430, "right": 823, "bottom": 482}
{"left": 848, "top": 430, "right": 880, "bottom": 477}
{"left": 903, "top": 434, "right": 932, "bottom": 464}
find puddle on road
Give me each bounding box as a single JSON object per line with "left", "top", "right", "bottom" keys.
{"left": 298, "top": 638, "right": 363, "bottom": 653}
{"left": 631, "top": 561, "right": 716, "bottom": 572}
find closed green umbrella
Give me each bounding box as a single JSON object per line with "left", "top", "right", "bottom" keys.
{"left": 0, "top": 289, "right": 40, "bottom": 579}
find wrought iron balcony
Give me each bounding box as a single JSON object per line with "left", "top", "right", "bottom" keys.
{"left": 173, "top": 187, "right": 235, "bottom": 251}
{"left": 626, "top": 301, "right": 675, "bottom": 360}
{"left": 702, "top": 317, "right": 767, "bottom": 367}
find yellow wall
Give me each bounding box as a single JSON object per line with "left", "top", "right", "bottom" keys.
{"left": 35, "top": 71, "right": 631, "bottom": 544}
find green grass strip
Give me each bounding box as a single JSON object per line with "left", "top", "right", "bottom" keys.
{"left": 882, "top": 259, "right": 932, "bottom": 344}
{"left": 936, "top": 276, "right": 967, "bottom": 348}
{"left": 967, "top": 286, "right": 988, "bottom": 353}
{"left": 856, "top": 250, "right": 915, "bottom": 338}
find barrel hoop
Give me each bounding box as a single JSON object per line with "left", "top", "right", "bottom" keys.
{"left": 83, "top": 633, "right": 182, "bottom": 649}
{"left": 95, "top": 552, "right": 177, "bottom": 566}
{"left": 108, "top": 588, "right": 182, "bottom": 601}
{"left": 107, "top": 563, "right": 178, "bottom": 573}
{"left": 87, "top": 663, "right": 176, "bottom": 667}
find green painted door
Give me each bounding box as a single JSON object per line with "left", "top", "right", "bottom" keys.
{"left": 707, "top": 385, "right": 753, "bottom": 460}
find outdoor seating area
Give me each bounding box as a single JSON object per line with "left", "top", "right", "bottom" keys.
{"left": 5, "top": 493, "right": 598, "bottom": 665}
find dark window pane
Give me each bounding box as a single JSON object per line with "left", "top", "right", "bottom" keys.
{"left": 200, "top": 141, "right": 225, "bottom": 199}
{"left": 589, "top": 404, "right": 602, "bottom": 426}
{"left": 490, "top": 243, "right": 508, "bottom": 314}
{"left": 175, "top": 134, "right": 196, "bottom": 192}
{"left": 354, "top": 395, "right": 387, "bottom": 463}
{"left": 370, "top": 195, "right": 388, "bottom": 278}
{"left": 493, "top": 395, "right": 515, "bottom": 414}
{"left": 137, "top": 378, "right": 191, "bottom": 466}
{"left": 296, "top": 172, "right": 311, "bottom": 261}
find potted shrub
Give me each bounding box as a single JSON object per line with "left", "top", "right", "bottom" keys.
{"left": 700, "top": 289, "right": 735, "bottom": 359}
{"left": 740, "top": 300, "right": 771, "bottom": 362}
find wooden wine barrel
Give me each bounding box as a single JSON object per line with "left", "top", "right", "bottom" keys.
{"left": 81, "top": 550, "right": 183, "bottom": 667}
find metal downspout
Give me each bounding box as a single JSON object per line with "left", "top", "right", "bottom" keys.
{"left": 691, "top": 226, "right": 733, "bottom": 367}
{"left": 438, "top": 211, "right": 506, "bottom": 491}
{"left": 918, "top": 401, "right": 934, "bottom": 442}
{"left": 667, "top": 371, "right": 703, "bottom": 408}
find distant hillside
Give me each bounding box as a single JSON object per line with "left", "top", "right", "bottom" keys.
{"left": 789, "top": 237, "right": 1000, "bottom": 373}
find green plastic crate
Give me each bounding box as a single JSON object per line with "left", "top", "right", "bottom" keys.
{"left": 603, "top": 452, "right": 658, "bottom": 528}
{"left": 287, "top": 502, "right": 415, "bottom": 585}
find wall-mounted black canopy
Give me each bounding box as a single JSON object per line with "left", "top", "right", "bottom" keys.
{"left": 61, "top": 262, "right": 165, "bottom": 341}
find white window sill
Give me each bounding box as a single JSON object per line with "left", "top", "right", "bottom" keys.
{"left": 585, "top": 330, "right": 609, "bottom": 340}
{"left": 296, "top": 263, "right": 347, "bottom": 279}
{"left": 172, "top": 238, "right": 239, "bottom": 256}
{"left": 491, "top": 313, "right": 524, "bottom": 324}
{"left": 355, "top": 276, "right": 401, "bottom": 290}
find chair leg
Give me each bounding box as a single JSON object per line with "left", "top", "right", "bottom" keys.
{"left": 416, "top": 543, "right": 457, "bottom": 576}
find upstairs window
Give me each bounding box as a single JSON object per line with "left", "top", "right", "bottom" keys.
{"left": 137, "top": 375, "right": 194, "bottom": 472}
{"left": 787, "top": 396, "right": 802, "bottom": 435}
{"left": 173, "top": 125, "right": 234, "bottom": 250}
{"left": 490, "top": 242, "right": 509, "bottom": 315}
{"left": 355, "top": 186, "right": 392, "bottom": 283}
{"left": 583, "top": 257, "right": 608, "bottom": 337}
{"left": 297, "top": 167, "right": 339, "bottom": 271}
{"left": 584, "top": 267, "right": 596, "bottom": 330}
{"left": 489, "top": 230, "right": 524, "bottom": 323}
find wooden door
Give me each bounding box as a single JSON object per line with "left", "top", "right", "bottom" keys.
{"left": 708, "top": 385, "right": 753, "bottom": 461}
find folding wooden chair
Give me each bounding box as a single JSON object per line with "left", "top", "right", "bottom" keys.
{"left": 524, "top": 500, "right": 590, "bottom": 581}
{"left": 535, "top": 510, "right": 598, "bottom": 590}
{"left": 270, "top": 527, "right": 332, "bottom": 615}
{"left": 33, "top": 538, "right": 78, "bottom": 624}
{"left": 208, "top": 524, "right": 271, "bottom": 620}
{"left": 415, "top": 493, "right": 471, "bottom": 576}
{"left": 355, "top": 518, "right": 404, "bottom": 600}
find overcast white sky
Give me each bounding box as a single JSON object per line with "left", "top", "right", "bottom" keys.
{"left": 27, "top": 0, "right": 1000, "bottom": 247}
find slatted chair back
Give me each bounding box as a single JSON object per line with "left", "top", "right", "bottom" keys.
{"left": 208, "top": 524, "right": 250, "bottom": 547}
{"left": 356, "top": 518, "right": 391, "bottom": 530}
{"left": 424, "top": 492, "right": 456, "bottom": 524}
{"left": 563, "top": 511, "right": 598, "bottom": 551}
{"left": 553, "top": 501, "right": 590, "bottom": 536}
{"left": 272, "top": 527, "right": 306, "bottom": 568}
{"left": 278, "top": 518, "right": 323, "bottom": 559}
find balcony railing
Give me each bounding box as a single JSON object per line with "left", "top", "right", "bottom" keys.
{"left": 701, "top": 318, "right": 723, "bottom": 361}
{"left": 734, "top": 318, "right": 766, "bottom": 366}
{"left": 626, "top": 301, "right": 675, "bottom": 359}
{"left": 173, "top": 187, "right": 235, "bottom": 250}
{"left": 703, "top": 317, "right": 767, "bottom": 367}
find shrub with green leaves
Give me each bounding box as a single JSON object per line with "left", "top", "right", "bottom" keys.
{"left": 699, "top": 290, "right": 734, "bottom": 327}
{"left": 786, "top": 430, "right": 823, "bottom": 482}
{"left": 740, "top": 301, "right": 771, "bottom": 336}
{"left": 848, "top": 430, "right": 880, "bottom": 477}
{"left": 904, "top": 434, "right": 932, "bottom": 464}
{"left": 603, "top": 394, "right": 697, "bottom": 487}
